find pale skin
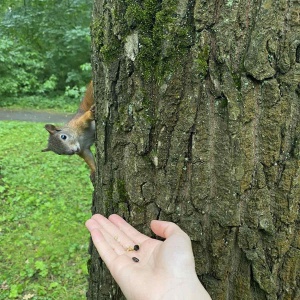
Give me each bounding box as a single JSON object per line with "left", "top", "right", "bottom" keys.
{"left": 85, "top": 214, "right": 212, "bottom": 300}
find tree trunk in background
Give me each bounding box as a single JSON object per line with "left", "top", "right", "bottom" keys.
{"left": 87, "top": 0, "right": 300, "bottom": 299}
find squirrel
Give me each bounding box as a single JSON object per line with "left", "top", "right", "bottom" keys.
{"left": 42, "top": 81, "right": 96, "bottom": 177}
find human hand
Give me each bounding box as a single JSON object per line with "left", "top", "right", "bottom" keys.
{"left": 86, "top": 214, "right": 211, "bottom": 300}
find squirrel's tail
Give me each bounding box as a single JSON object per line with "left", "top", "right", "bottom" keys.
{"left": 79, "top": 81, "right": 94, "bottom": 112}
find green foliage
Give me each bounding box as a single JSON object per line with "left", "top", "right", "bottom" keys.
{"left": 0, "top": 0, "right": 92, "bottom": 96}
{"left": 0, "top": 121, "right": 93, "bottom": 300}
{"left": 0, "top": 37, "right": 46, "bottom": 96}
{"left": 0, "top": 83, "right": 93, "bottom": 112}
{"left": 0, "top": 94, "right": 79, "bottom": 112}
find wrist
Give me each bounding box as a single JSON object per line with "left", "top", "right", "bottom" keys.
{"left": 158, "top": 275, "right": 211, "bottom": 300}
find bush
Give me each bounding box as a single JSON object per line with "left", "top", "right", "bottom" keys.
{"left": 0, "top": 37, "right": 47, "bottom": 96}
{"left": 0, "top": 0, "right": 92, "bottom": 97}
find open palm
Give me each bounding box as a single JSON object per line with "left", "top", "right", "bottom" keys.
{"left": 86, "top": 214, "right": 211, "bottom": 300}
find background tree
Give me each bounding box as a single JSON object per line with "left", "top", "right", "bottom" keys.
{"left": 88, "top": 0, "right": 300, "bottom": 299}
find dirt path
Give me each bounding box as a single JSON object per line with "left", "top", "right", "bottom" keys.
{"left": 0, "top": 108, "right": 72, "bottom": 123}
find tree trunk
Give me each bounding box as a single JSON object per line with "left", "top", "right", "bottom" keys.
{"left": 87, "top": 0, "right": 300, "bottom": 299}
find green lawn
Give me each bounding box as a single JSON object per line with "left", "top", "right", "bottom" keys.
{"left": 0, "top": 121, "right": 93, "bottom": 299}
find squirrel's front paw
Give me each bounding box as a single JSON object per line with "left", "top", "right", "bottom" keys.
{"left": 88, "top": 104, "right": 96, "bottom": 120}
{"left": 90, "top": 104, "right": 96, "bottom": 115}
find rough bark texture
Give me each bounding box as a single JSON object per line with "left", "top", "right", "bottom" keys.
{"left": 87, "top": 0, "right": 300, "bottom": 299}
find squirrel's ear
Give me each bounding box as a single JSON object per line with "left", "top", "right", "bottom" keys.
{"left": 45, "top": 124, "right": 59, "bottom": 134}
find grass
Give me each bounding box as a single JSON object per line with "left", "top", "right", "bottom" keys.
{"left": 0, "top": 120, "right": 94, "bottom": 300}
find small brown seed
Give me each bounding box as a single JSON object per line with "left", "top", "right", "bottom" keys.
{"left": 132, "top": 257, "right": 139, "bottom": 263}
{"left": 134, "top": 245, "right": 139, "bottom": 251}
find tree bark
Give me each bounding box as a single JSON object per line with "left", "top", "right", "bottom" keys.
{"left": 87, "top": 0, "right": 300, "bottom": 299}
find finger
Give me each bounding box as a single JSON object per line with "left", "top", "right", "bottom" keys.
{"left": 86, "top": 216, "right": 128, "bottom": 254}
{"left": 108, "top": 214, "right": 149, "bottom": 244}
{"left": 91, "top": 214, "right": 140, "bottom": 251}
{"left": 85, "top": 220, "right": 118, "bottom": 265}
{"left": 150, "top": 220, "right": 189, "bottom": 240}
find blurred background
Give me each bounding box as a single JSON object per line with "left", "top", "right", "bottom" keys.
{"left": 0, "top": 1, "right": 94, "bottom": 299}
{"left": 0, "top": 0, "right": 92, "bottom": 109}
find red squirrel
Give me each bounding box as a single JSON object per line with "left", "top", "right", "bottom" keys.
{"left": 42, "top": 81, "right": 96, "bottom": 177}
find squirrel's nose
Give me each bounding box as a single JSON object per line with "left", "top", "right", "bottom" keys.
{"left": 74, "top": 146, "right": 80, "bottom": 153}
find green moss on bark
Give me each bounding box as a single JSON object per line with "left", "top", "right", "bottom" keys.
{"left": 91, "top": 7, "right": 122, "bottom": 63}
{"left": 123, "top": 0, "right": 193, "bottom": 80}
{"left": 91, "top": 19, "right": 104, "bottom": 52}
{"left": 195, "top": 45, "right": 210, "bottom": 78}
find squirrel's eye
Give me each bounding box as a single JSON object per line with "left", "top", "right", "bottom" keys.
{"left": 60, "top": 134, "right": 67, "bottom": 140}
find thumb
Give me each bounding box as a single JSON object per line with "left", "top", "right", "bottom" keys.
{"left": 150, "top": 220, "right": 196, "bottom": 273}
{"left": 150, "top": 220, "right": 189, "bottom": 240}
